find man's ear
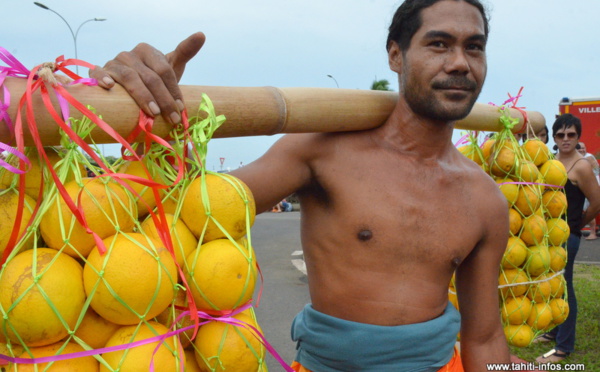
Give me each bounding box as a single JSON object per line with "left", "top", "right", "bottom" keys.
{"left": 388, "top": 41, "right": 403, "bottom": 73}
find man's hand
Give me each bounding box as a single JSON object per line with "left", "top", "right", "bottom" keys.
{"left": 90, "top": 32, "right": 206, "bottom": 124}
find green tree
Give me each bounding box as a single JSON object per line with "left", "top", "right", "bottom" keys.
{"left": 370, "top": 79, "right": 392, "bottom": 91}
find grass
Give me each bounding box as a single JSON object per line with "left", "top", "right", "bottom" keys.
{"left": 510, "top": 264, "right": 600, "bottom": 369}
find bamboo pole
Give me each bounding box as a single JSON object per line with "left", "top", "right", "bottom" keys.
{"left": 1, "top": 77, "right": 545, "bottom": 146}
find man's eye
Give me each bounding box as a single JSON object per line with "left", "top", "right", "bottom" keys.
{"left": 429, "top": 41, "right": 446, "bottom": 48}
{"left": 467, "top": 43, "right": 485, "bottom": 51}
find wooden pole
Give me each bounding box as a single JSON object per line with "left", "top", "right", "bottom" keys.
{"left": 1, "top": 77, "right": 545, "bottom": 146}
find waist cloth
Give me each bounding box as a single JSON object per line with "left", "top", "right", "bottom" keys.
{"left": 291, "top": 302, "right": 461, "bottom": 372}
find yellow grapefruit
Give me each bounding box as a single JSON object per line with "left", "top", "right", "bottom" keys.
{"left": 101, "top": 321, "right": 184, "bottom": 372}
{"left": 194, "top": 312, "right": 265, "bottom": 372}
{"left": 520, "top": 215, "right": 547, "bottom": 246}
{"left": 15, "top": 341, "right": 99, "bottom": 371}
{"left": 501, "top": 296, "right": 533, "bottom": 325}
{"left": 509, "top": 208, "right": 522, "bottom": 236}
{"left": 496, "top": 179, "right": 519, "bottom": 207}
{"left": 524, "top": 245, "right": 551, "bottom": 277}
{"left": 548, "top": 246, "right": 567, "bottom": 272}
{"left": 181, "top": 173, "right": 255, "bottom": 243}
{"left": 458, "top": 144, "right": 484, "bottom": 165}
{"left": 117, "top": 159, "right": 162, "bottom": 218}
{"left": 542, "top": 190, "right": 567, "bottom": 218}
{"left": 0, "top": 189, "right": 37, "bottom": 257}
{"left": 489, "top": 146, "right": 517, "bottom": 178}
{"left": 74, "top": 307, "right": 121, "bottom": 350}
{"left": 514, "top": 185, "right": 542, "bottom": 217}
{"left": 499, "top": 269, "right": 529, "bottom": 298}
{"left": 502, "top": 237, "right": 528, "bottom": 269}
{"left": 141, "top": 213, "right": 198, "bottom": 267}
{"left": 522, "top": 139, "right": 550, "bottom": 167}
{"left": 83, "top": 232, "right": 178, "bottom": 325}
{"left": 546, "top": 218, "right": 570, "bottom": 246}
{"left": 549, "top": 298, "right": 569, "bottom": 325}
{"left": 40, "top": 178, "right": 136, "bottom": 258}
{"left": 184, "top": 238, "right": 257, "bottom": 311}
{"left": 526, "top": 274, "right": 552, "bottom": 303}
{"left": 540, "top": 160, "right": 568, "bottom": 188}
{"left": 481, "top": 139, "right": 496, "bottom": 160}
{"left": 0, "top": 248, "right": 85, "bottom": 346}
{"left": 504, "top": 324, "right": 534, "bottom": 347}
{"left": 516, "top": 161, "right": 540, "bottom": 183}
{"left": 549, "top": 275, "right": 566, "bottom": 298}
{"left": 526, "top": 302, "right": 553, "bottom": 331}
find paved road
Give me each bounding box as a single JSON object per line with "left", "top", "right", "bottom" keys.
{"left": 250, "top": 212, "right": 600, "bottom": 371}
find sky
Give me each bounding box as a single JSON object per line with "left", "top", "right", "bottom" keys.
{"left": 3, "top": 0, "right": 600, "bottom": 170}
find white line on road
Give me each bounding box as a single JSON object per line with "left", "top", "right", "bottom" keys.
{"left": 291, "top": 259, "right": 307, "bottom": 275}
{"left": 291, "top": 250, "right": 303, "bottom": 256}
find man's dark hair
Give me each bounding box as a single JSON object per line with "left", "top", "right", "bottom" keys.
{"left": 552, "top": 114, "right": 582, "bottom": 139}
{"left": 386, "top": 0, "right": 490, "bottom": 52}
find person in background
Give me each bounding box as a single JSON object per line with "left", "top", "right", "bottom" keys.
{"left": 534, "top": 114, "right": 600, "bottom": 362}
{"left": 577, "top": 141, "right": 599, "bottom": 240}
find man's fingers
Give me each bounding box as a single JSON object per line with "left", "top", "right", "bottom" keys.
{"left": 89, "top": 65, "right": 116, "bottom": 89}
{"left": 167, "top": 32, "right": 206, "bottom": 81}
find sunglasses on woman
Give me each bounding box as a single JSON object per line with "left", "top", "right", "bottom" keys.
{"left": 554, "top": 132, "right": 577, "bottom": 139}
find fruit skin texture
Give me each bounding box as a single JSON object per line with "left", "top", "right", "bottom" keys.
{"left": 0, "top": 248, "right": 86, "bottom": 347}
{"left": 83, "top": 232, "right": 178, "bottom": 325}
{"left": 117, "top": 160, "right": 161, "bottom": 218}
{"left": 181, "top": 174, "right": 256, "bottom": 243}
{"left": 501, "top": 296, "right": 533, "bottom": 325}
{"left": 542, "top": 190, "right": 567, "bottom": 218}
{"left": 73, "top": 307, "right": 121, "bottom": 350}
{"left": 185, "top": 238, "right": 257, "bottom": 312}
{"left": 15, "top": 341, "right": 99, "bottom": 371}
{"left": 40, "top": 178, "right": 136, "bottom": 258}
{"left": 522, "top": 139, "right": 550, "bottom": 167}
{"left": 101, "top": 321, "right": 184, "bottom": 372}
{"left": 141, "top": 213, "right": 198, "bottom": 267}
{"left": 504, "top": 324, "right": 534, "bottom": 347}
{"left": 501, "top": 237, "right": 528, "bottom": 269}
{"left": 194, "top": 312, "right": 265, "bottom": 372}
{"left": 539, "top": 159, "right": 568, "bottom": 188}
{"left": 0, "top": 189, "right": 37, "bottom": 257}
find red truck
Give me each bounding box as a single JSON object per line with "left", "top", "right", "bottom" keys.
{"left": 559, "top": 97, "right": 600, "bottom": 159}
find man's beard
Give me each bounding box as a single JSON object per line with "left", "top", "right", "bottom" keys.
{"left": 402, "top": 74, "right": 480, "bottom": 122}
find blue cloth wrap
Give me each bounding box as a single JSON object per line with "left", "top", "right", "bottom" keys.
{"left": 291, "top": 302, "right": 460, "bottom": 372}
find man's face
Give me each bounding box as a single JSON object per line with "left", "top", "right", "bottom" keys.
{"left": 390, "top": 0, "right": 487, "bottom": 122}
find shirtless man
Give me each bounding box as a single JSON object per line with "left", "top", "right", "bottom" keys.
{"left": 92, "top": 0, "right": 511, "bottom": 370}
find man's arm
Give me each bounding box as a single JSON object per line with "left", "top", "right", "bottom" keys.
{"left": 456, "top": 186, "right": 511, "bottom": 370}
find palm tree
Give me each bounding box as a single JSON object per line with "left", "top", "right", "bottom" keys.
{"left": 370, "top": 79, "right": 392, "bottom": 91}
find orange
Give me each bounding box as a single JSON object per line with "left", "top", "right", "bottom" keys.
{"left": 504, "top": 324, "right": 534, "bottom": 347}
{"left": 522, "top": 139, "right": 551, "bottom": 167}
{"left": 0, "top": 189, "right": 37, "bottom": 257}
{"left": 117, "top": 159, "right": 164, "bottom": 218}
{"left": 519, "top": 215, "right": 547, "bottom": 246}
{"left": 181, "top": 173, "right": 255, "bottom": 243}
{"left": 539, "top": 160, "right": 568, "bottom": 189}
{"left": 83, "top": 232, "right": 178, "bottom": 325}
{"left": 184, "top": 349, "right": 202, "bottom": 372}
{"left": 499, "top": 269, "right": 529, "bottom": 298}
{"left": 501, "top": 237, "right": 528, "bottom": 269}
{"left": 524, "top": 245, "right": 551, "bottom": 277}
{"left": 101, "top": 321, "right": 184, "bottom": 372}
{"left": 154, "top": 289, "right": 195, "bottom": 349}
{"left": 15, "top": 341, "right": 99, "bottom": 371}
{"left": 542, "top": 190, "right": 567, "bottom": 218}
{"left": 141, "top": 213, "right": 198, "bottom": 267}
{"left": 501, "top": 296, "right": 533, "bottom": 325}
{"left": 457, "top": 144, "right": 484, "bottom": 165}
{"left": 40, "top": 178, "right": 136, "bottom": 258}
{"left": 496, "top": 179, "right": 519, "bottom": 207}
{"left": 548, "top": 246, "right": 567, "bottom": 272}
{"left": 546, "top": 218, "right": 570, "bottom": 246}
{"left": 0, "top": 147, "right": 83, "bottom": 200}
{"left": 184, "top": 238, "right": 257, "bottom": 311}
{"left": 481, "top": 139, "right": 496, "bottom": 160}
{"left": 549, "top": 298, "right": 569, "bottom": 325}
{"left": 508, "top": 208, "right": 522, "bottom": 236}
{"left": 526, "top": 302, "right": 553, "bottom": 331}
{"left": 516, "top": 161, "right": 540, "bottom": 183}
{"left": 549, "top": 275, "right": 566, "bottom": 298}
{"left": 194, "top": 312, "right": 265, "bottom": 372}
{"left": 74, "top": 307, "right": 121, "bottom": 350}
{"left": 0, "top": 248, "right": 85, "bottom": 347}
{"left": 489, "top": 146, "right": 517, "bottom": 178}
{"left": 514, "top": 185, "right": 542, "bottom": 217}
{"left": 448, "top": 290, "right": 459, "bottom": 310}
{"left": 526, "top": 274, "right": 552, "bottom": 303}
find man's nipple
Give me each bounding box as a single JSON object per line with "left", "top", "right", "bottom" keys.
{"left": 357, "top": 229, "right": 373, "bottom": 241}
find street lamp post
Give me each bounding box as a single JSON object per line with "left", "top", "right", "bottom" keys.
{"left": 34, "top": 2, "right": 106, "bottom": 74}
{"left": 327, "top": 74, "right": 339, "bottom": 88}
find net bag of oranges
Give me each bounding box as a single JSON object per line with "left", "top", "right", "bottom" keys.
{"left": 453, "top": 96, "right": 569, "bottom": 348}
{"left": 0, "top": 54, "right": 279, "bottom": 371}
